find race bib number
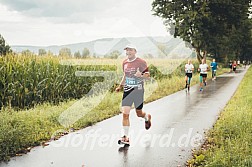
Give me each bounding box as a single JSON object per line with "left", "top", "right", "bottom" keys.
{"left": 125, "top": 77, "right": 138, "bottom": 86}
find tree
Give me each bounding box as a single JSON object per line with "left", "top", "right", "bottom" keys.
{"left": 38, "top": 49, "right": 47, "bottom": 56}
{"left": 82, "top": 48, "right": 90, "bottom": 58}
{"left": 152, "top": 0, "right": 252, "bottom": 63}
{"left": 104, "top": 50, "right": 121, "bottom": 59}
{"left": 21, "top": 49, "right": 33, "bottom": 56}
{"left": 236, "top": 19, "right": 252, "bottom": 62}
{"left": 74, "top": 51, "right": 81, "bottom": 58}
{"left": 0, "top": 34, "right": 12, "bottom": 56}
{"left": 110, "top": 50, "right": 120, "bottom": 59}
{"left": 152, "top": 0, "right": 210, "bottom": 62}
{"left": 206, "top": 0, "right": 252, "bottom": 63}
{"left": 59, "top": 47, "right": 71, "bottom": 57}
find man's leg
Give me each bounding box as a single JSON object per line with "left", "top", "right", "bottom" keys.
{"left": 134, "top": 89, "right": 151, "bottom": 130}
{"left": 136, "top": 109, "right": 151, "bottom": 130}
{"left": 188, "top": 77, "right": 191, "bottom": 91}
{"left": 136, "top": 109, "right": 146, "bottom": 119}
{"left": 185, "top": 75, "right": 188, "bottom": 88}
{"left": 121, "top": 90, "right": 134, "bottom": 142}
{"left": 203, "top": 77, "right": 207, "bottom": 86}
{"left": 199, "top": 75, "right": 203, "bottom": 91}
{"left": 122, "top": 106, "right": 131, "bottom": 140}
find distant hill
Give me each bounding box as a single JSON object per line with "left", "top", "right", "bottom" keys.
{"left": 11, "top": 36, "right": 193, "bottom": 58}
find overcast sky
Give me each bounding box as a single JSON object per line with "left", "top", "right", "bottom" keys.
{"left": 0, "top": 0, "right": 169, "bottom": 46}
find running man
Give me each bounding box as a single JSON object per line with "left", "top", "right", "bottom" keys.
{"left": 115, "top": 44, "right": 151, "bottom": 145}
{"left": 198, "top": 59, "right": 209, "bottom": 91}
{"left": 184, "top": 59, "right": 194, "bottom": 92}
{"left": 243, "top": 60, "right": 247, "bottom": 69}
{"left": 210, "top": 59, "right": 218, "bottom": 80}
{"left": 229, "top": 61, "right": 233, "bottom": 73}
{"left": 232, "top": 60, "right": 237, "bottom": 73}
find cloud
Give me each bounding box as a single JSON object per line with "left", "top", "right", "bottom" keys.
{"left": 0, "top": 0, "right": 38, "bottom": 11}
{"left": 0, "top": 0, "right": 169, "bottom": 46}
{"left": 0, "top": 0, "right": 122, "bottom": 23}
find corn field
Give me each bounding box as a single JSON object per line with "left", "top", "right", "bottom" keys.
{"left": 0, "top": 54, "right": 117, "bottom": 109}
{"left": 0, "top": 54, "right": 191, "bottom": 110}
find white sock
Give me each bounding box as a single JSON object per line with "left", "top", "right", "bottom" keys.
{"left": 122, "top": 126, "right": 129, "bottom": 137}
{"left": 144, "top": 113, "right": 149, "bottom": 121}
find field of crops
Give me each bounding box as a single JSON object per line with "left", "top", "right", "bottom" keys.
{"left": 0, "top": 54, "right": 187, "bottom": 110}
{"left": 0, "top": 55, "right": 116, "bottom": 109}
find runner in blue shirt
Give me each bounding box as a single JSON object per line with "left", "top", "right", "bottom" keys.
{"left": 210, "top": 59, "right": 218, "bottom": 80}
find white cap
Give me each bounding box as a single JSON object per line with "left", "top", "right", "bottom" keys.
{"left": 124, "top": 44, "right": 137, "bottom": 51}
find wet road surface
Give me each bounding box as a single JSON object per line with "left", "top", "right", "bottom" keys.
{"left": 0, "top": 68, "right": 248, "bottom": 167}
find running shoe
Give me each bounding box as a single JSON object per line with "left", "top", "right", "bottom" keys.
{"left": 118, "top": 136, "right": 130, "bottom": 145}
{"left": 145, "top": 114, "right": 152, "bottom": 130}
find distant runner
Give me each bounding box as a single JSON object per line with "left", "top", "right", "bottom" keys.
{"left": 184, "top": 59, "right": 194, "bottom": 92}
{"left": 232, "top": 61, "right": 237, "bottom": 73}
{"left": 210, "top": 59, "right": 218, "bottom": 80}
{"left": 229, "top": 61, "right": 233, "bottom": 73}
{"left": 198, "top": 59, "right": 209, "bottom": 91}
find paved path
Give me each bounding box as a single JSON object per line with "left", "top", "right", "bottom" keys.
{"left": 0, "top": 68, "right": 249, "bottom": 167}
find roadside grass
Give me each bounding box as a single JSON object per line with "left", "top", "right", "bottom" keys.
{"left": 187, "top": 66, "right": 252, "bottom": 167}
{"left": 0, "top": 61, "right": 229, "bottom": 161}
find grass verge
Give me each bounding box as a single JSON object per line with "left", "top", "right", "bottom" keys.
{"left": 187, "top": 66, "right": 252, "bottom": 166}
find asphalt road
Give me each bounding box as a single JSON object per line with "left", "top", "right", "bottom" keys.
{"left": 0, "top": 68, "right": 248, "bottom": 167}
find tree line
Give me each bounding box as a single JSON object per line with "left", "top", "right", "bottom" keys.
{"left": 22, "top": 47, "right": 120, "bottom": 58}
{"left": 152, "top": 0, "right": 252, "bottom": 63}
{"left": 0, "top": 34, "right": 122, "bottom": 58}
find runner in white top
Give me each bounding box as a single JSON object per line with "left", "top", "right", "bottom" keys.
{"left": 184, "top": 59, "right": 194, "bottom": 92}
{"left": 198, "top": 59, "right": 209, "bottom": 91}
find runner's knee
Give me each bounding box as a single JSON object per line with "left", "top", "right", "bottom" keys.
{"left": 122, "top": 106, "right": 131, "bottom": 115}
{"left": 123, "top": 113, "right": 129, "bottom": 120}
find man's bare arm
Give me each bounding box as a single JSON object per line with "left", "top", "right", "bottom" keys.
{"left": 115, "top": 74, "right": 126, "bottom": 92}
